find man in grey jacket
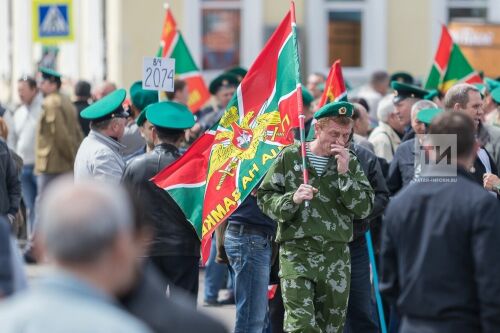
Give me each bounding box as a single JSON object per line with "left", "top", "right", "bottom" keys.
{"left": 74, "top": 89, "right": 128, "bottom": 184}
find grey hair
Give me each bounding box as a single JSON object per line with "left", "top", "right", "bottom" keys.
{"left": 443, "top": 83, "right": 479, "bottom": 112}
{"left": 411, "top": 100, "right": 438, "bottom": 118}
{"left": 38, "top": 177, "right": 133, "bottom": 263}
{"left": 377, "top": 95, "right": 396, "bottom": 123}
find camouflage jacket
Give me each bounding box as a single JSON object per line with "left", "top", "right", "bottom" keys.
{"left": 257, "top": 143, "right": 374, "bottom": 245}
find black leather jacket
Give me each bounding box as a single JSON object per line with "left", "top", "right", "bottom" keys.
{"left": 122, "top": 143, "right": 200, "bottom": 257}
{"left": 351, "top": 143, "right": 390, "bottom": 241}
{"left": 0, "top": 138, "right": 21, "bottom": 217}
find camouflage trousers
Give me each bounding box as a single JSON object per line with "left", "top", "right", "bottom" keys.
{"left": 279, "top": 239, "right": 351, "bottom": 333}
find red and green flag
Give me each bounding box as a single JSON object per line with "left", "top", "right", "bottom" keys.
{"left": 157, "top": 8, "right": 210, "bottom": 112}
{"left": 425, "top": 25, "right": 482, "bottom": 93}
{"left": 152, "top": 4, "right": 302, "bottom": 262}
{"left": 307, "top": 59, "right": 347, "bottom": 140}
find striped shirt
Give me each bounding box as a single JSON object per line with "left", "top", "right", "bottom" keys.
{"left": 306, "top": 144, "right": 330, "bottom": 175}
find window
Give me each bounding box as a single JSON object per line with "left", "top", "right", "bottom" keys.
{"left": 306, "top": 0, "right": 386, "bottom": 80}
{"left": 201, "top": 1, "right": 241, "bottom": 70}
{"left": 328, "top": 11, "right": 362, "bottom": 67}
{"left": 447, "top": 0, "right": 488, "bottom": 22}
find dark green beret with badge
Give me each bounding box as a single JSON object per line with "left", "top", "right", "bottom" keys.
{"left": 314, "top": 101, "right": 353, "bottom": 119}
{"left": 81, "top": 88, "right": 129, "bottom": 121}
{"left": 39, "top": 67, "right": 62, "bottom": 82}
{"left": 145, "top": 101, "right": 195, "bottom": 130}
{"left": 301, "top": 85, "right": 313, "bottom": 107}
{"left": 416, "top": 107, "right": 443, "bottom": 125}
{"left": 424, "top": 89, "right": 439, "bottom": 101}
{"left": 490, "top": 87, "right": 500, "bottom": 104}
{"left": 390, "top": 71, "right": 414, "bottom": 85}
{"left": 225, "top": 66, "right": 247, "bottom": 82}
{"left": 391, "top": 81, "right": 428, "bottom": 103}
{"left": 129, "top": 81, "right": 159, "bottom": 111}
{"left": 209, "top": 73, "right": 239, "bottom": 95}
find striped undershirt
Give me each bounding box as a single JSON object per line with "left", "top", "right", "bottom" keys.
{"left": 306, "top": 144, "right": 330, "bottom": 175}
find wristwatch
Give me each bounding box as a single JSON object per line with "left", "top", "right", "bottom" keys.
{"left": 495, "top": 184, "right": 500, "bottom": 195}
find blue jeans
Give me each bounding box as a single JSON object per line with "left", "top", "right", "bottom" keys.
{"left": 345, "top": 238, "right": 379, "bottom": 333}
{"left": 204, "top": 233, "right": 231, "bottom": 302}
{"left": 224, "top": 225, "right": 272, "bottom": 333}
{"left": 20, "top": 165, "right": 37, "bottom": 235}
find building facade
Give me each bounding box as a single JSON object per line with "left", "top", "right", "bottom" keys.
{"left": 1, "top": 0, "right": 500, "bottom": 105}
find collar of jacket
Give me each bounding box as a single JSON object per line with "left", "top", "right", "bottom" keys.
{"left": 89, "top": 130, "right": 126, "bottom": 152}
{"left": 457, "top": 165, "right": 475, "bottom": 181}
{"left": 477, "top": 121, "right": 490, "bottom": 147}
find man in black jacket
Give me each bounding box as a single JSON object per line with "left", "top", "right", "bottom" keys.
{"left": 345, "top": 139, "right": 389, "bottom": 333}
{"left": 0, "top": 138, "right": 21, "bottom": 226}
{"left": 380, "top": 112, "right": 500, "bottom": 333}
{"left": 122, "top": 101, "right": 200, "bottom": 304}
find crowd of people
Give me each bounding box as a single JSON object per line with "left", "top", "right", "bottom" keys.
{"left": 0, "top": 64, "right": 499, "bottom": 333}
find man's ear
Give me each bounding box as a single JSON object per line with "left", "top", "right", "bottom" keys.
{"left": 453, "top": 103, "right": 462, "bottom": 112}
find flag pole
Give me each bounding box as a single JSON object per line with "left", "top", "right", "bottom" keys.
{"left": 158, "top": 2, "right": 170, "bottom": 102}
{"left": 365, "top": 230, "right": 388, "bottom": 333}
{"left": 290, "top": 1, "right": 310, "bottom": 207}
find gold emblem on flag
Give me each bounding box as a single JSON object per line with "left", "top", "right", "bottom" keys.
{"left": 208, "top": 106, "right": 283, "bottom": 188}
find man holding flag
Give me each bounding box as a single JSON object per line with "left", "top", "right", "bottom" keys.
{"left": 258, "top": 102, "right": 374, "bottom": 333}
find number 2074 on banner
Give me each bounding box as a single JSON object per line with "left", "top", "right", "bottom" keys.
{"left": 142, "top": 57, "right": 175, "bottom": 92}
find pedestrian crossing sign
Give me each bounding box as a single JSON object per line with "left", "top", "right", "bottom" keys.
{"left": 32, "top": 0, "right": 74, "bottom": 44}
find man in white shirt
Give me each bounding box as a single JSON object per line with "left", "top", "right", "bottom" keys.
{"left": 10, "top": 76, "right": 43, "bottom": 234}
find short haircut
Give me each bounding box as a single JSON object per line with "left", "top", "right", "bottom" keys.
{"left": 443, "top": 83, "right": 479, "bottom": 111}
{"left": 155, "top": 126, "right": 185, "bottom": 142}
{"left": 411, "top": 100, "right": 438, "bottom": 118}
{"left": 377, "top": 95, "right": 395, "bottom": 122}
{"left": 39, "top": 178, "right": 133, "bottom": 263}
{"left": 18, "top": 76, "right": 37, "bottom": 90}
{"left": 371, "top": 71, "right": 389, "bottom": 85}
{"left": 44, "top": 76, "right": 62, "bottom": 90}
{"left": 428, "top": 111, "right": 475, "bottom": 159}
{"left": 317, "top": 115, "right": 353, "bottom": 128}
{"left": 90, "top": 118, "right": 114, "bottom": 131}
{"left": 350, "top": 97, "right": 370, "bottom": 114}
{"left": 352, "top": 102, "right": 367, "bottom": 121}
{"left": 166, "top": 79, "right": 187, "bottom": 101}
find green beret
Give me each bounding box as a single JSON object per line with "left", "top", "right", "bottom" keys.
{"left": 390, "top": 71, "right": 414, "bottom": 85}
{"left": 81, "top": 89, "right": 129, "bottom": 121}
{"left": 39, "top": 67, "right": 62, "bottom": 80}
{"left": 145, "top": 101, "right": 195, "bottom": 130}
{"left": 225, "top": 66, "right": 248, "bottom": 81}
{"left": 416, "top": 107, "right": 443, "bottom": 125}
{"left": 474, "top": 83, "right": 487, "bottom": 97}
{"left": 129, "top": 81, "right": 159, "bottom": 111}
{"left": 136, "top": 110, "right": 147, "bottom": 127}
{"left": 391, "top": 81, "right": 428, "bottom": 103}
{"left": 490, "top": 87, "right": 500, "bottom": 104}
{"left": 301, "top": 85, "right": 313, "bottom": 107}
{"left": 485, "top": 78, "right": 500, "bottom": 92}
{"left": 314, "top": 101, "right": 353, "bottom": 120}
{"left": 424, "top": 89, "right": 439, "bottom": 101}
{"left": 209, "top": 73, "right": 239, "bottom": 95}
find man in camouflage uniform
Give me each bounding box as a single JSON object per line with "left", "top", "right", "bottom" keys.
{"left": 258, "top": 101, "right": 374, "bottom": 333}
